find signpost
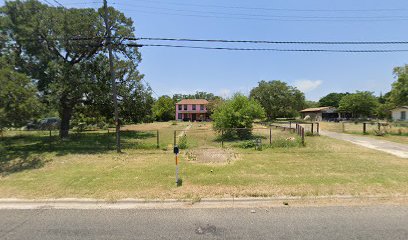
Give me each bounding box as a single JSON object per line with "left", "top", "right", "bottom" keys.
{"left": 173, "top": 145, "right": 180, "bottom": 185}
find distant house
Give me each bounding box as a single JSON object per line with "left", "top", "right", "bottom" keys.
{"left": 391, "top": 106, "right": 408, "bottom": 121}
{"left": 175, "top": 99, "right": 209, "bottom": 121}
{"left": 300, "top": 107, "right": 339, "bottom": 121}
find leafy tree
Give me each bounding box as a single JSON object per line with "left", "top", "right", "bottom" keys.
{"left": 1, "top": 0, "right": 140, "bottom": 138}
{"left": 305, "top": 100, "right": 319, "bottom": 108}
{"left": 318, "top": 93, "right": 349, "bottom": 107}
{"left": 152, "top": 95, "right": 175, "bottom": 121}
{"left": 212, "top": 93, "right": 265, "bottom": 139}
{"left": 172, "top": 91, "right": 218, "bottom": 102}
{"left": 389, "top": 65, "right": 408, "bottom": 107}
{"left": 206, "top": 96, "right": 224, "bottom": 117}
{"left": 0, "top": 66, "right": 43, "bottom": 128}
{"left": 338, "top": 91, "right": 379, "bottom": 118}
{"left": 249, "top": 80, "right": 305, "bottom": 120}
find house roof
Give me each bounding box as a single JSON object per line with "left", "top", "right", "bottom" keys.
{"left": 299, "top": 107, "right": 334, "bottom": 113}
{"left": 176, "top": 99, "right": 209, "bottom": 105}
{"left": 391, "top": 106, "right": 408, "bottom": 110}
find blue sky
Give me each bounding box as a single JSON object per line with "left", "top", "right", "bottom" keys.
{"left": 3, "top": 0, "right": 408, "bottom": 101}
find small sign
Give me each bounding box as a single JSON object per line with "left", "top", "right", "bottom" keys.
{"left": 173, "top": 145, "right": 179, "bottom": 154}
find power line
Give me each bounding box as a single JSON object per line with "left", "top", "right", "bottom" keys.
{"left": 128, "top": 43, "right": 408, "bottom": 53}
{"left": 134, "top": 37, "right": 408, "bottom": 45}
{"left": 42, "top": 0, "right": 55, "bottom": 7}
{"left": 120, "top": 0, "right": 408, "bottom": 13}
{"left": 115, "top": 3, "right": 408, "bottom": 20}
{"left": 52, "top": 0, "right": 65, "bottom": 7}
{"left": 121, "top": 9, "right": 408, "bottom": 22}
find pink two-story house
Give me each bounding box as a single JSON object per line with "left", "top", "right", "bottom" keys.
{"left": 175, "top": 99, "right": 209, "bottom": 121}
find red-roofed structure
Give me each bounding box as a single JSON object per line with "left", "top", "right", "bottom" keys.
{"left": 175, "top": 99, "right": 209, "bottom": 121}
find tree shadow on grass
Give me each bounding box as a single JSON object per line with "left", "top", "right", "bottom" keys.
{"left": 0, "top": 130, "right": 157, "bottom": 175}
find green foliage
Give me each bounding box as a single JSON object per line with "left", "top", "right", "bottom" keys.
{"left": 152, "top": 95, "right": 175, "bottom": 121}
{"left": 178, "top": 134, "right": 188, "bottom": 149}
{"left": 0, "top": 66, "right": 43, "bottom": 128}
{"left": 318, "top": 93, "right": 349, "bottom": 107}
{"left": 1, "top": 0, "right": 142, "bottom": 137}
{"left": 250, "top": 80, "right": 306, "bottom": 119}
{"left": 305, "top": 100, "right": 319, "bottom": 108}
{"left": 172, "top": 91, "right": 218, "bottom": 102}
{"left": 338, "top": 91, "right": 379, "bottom": 118}
{"left": 212, "top": 93, "right": 266, "bottom": 139}
{"left": 389, "top": 65, "right": 408, "bottom": 107}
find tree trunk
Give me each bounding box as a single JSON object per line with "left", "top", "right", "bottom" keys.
{"left": 59, "top": 96, "right": 73, "bottom": 139}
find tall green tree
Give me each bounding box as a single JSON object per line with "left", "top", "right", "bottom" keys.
{"left": 152, "top": 96, "right": 175, "bottom": 121}
{"left": 0, "top": 66, "right": 43, "bottom": 128}
{"left": 318, "top": 93, "right": 349, "bottom": 107}
{"left": 249, "top": 80, "right": 305, "bottom": 120}
{"left": 338, "top": 91, "right": 379, "bottom": 118}
{"left": 1, "top": 0, "right": 141, "bottom": 138}
{"left": 389, "top": 65, "right": 408, "bottom": 107}
{"left": 212, "top": 94, "right": 265, "bottom": 139}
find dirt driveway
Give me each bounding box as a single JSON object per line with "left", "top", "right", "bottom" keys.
{"left": 320, "top": 130, "right": 408, "bottom": 158}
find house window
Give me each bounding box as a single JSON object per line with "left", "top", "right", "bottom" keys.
{"left": 178, "top": 105, "right": 182, "bottom": 111}
{"left": 200, "top": 104, "right": 204, "bottom": 110}
{"left": 192, "top": 104, "right": 196, "bottom": 110}
{"left": 401, "top": 111, "right": 406, "bottom": 120}
{"left": 184, "top": 105, "right": 187, "bottom": 110}
{"left": 178, "top": 113, "right": 182, "bottom": 120}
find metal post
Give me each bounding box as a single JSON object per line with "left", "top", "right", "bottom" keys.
{"left": 103, "top": 0, "right": 121, "bottom": 153}
{"left": 269, "top": 127, "right": 272, "bottom": 145}
{"left": 156, "top": 130, "right": 159, "bottom": 149}
{"left": 175, "top": 153, "right": 179, "bottom": 184}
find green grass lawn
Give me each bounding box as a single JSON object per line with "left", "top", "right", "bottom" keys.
{"left": 320, "top": 122, "right": 408, "bottom": 145}
{"left": 1, "top": 122, "right": 407, "bottom": 200}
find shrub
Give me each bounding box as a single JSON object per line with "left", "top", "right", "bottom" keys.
{"left": 178, "top": 134, "right": 188, "bottom": 149}
{"left": 212, "top": 93, "right": 266, "bottom": 140}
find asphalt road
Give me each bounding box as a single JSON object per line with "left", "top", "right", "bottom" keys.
{"left": 0, "top": 206, "right": 407, "bottom": 240}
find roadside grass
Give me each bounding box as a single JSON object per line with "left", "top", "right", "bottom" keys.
{"left": 320, "top": 122, "right": 408, "bottom": 145}
{"left": 0, "top": 122, "right": 407, "bottom": 200}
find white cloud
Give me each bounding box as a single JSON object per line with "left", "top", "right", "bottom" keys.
{"left": 294, "top": 80, "right": 323, "bottom": 93}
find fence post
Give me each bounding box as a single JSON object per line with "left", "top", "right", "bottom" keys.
{"left": 363, "top": 123, "right": 367, "bottom": 134}
{"left": 173, "top": 130, "right": 177, "bottom": 146}
{"left": 269, "top": 127, "right": 272, "bottom": 145}
{"left": 317, "top": 123, "right": 320, "bottom": 135}
{"left": 221, "top": 129, "right": 224, "bottom": 148}
{"left": 156, "top": 130, "right": 160, "bottom": 149}
{"left": 289, "top": 121, "right": 292, "bottom": 128}
{"left": 301, "top": 127, "right": 305, "bottom": 146}
{"left": 311, "top": 123, "right": 314, "bottom": 135}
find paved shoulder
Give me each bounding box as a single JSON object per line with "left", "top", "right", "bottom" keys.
{"left": 320, "top": 130, "right": 408, "bottom": 158}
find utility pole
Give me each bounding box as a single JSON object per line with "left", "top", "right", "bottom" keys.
{"left": 103, "top": 0, "right": 121, "bottom": 152}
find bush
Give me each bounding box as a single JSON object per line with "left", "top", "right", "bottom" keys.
{"left": 212, "top": 93, "right": 266, "bottom": 140}
{"left": 178, "top": 134, "right": 188, "bottom": 149}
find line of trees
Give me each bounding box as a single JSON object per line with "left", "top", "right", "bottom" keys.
{"left": 0, "top": 0, "right": 153, "bottom": 137}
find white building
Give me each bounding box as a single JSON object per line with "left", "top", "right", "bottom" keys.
{"left": 391, "top": 106, "right": 407, "bottom": 121}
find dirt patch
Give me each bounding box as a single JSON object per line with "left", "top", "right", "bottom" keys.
{"left": 185, "top": 147, "right": 238, "bottom": 164}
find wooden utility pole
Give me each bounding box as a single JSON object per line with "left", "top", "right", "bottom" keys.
{"left": 103, "top": 0, "right": 121, "bottom": 152}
